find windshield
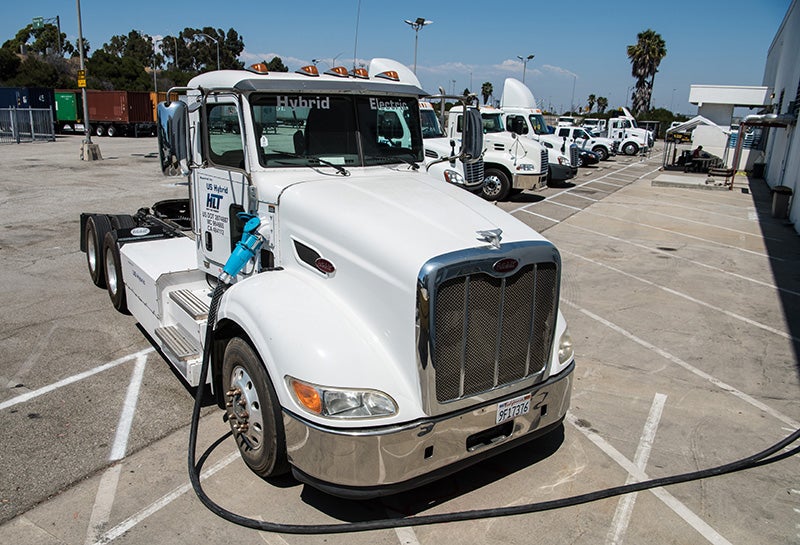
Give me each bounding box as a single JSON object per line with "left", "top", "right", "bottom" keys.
{"left": 250, "top": 94, "right": 424, "bottom": 168}
{"left": 419, "top": 108, "right": 445, "bottom": 138}
{"left": 528, "top": 113, "right": 550, "bottom": 135}
{"left": 575, "top": 129, "right": 592, "bottom": 140}
{"left": 481, "top": 113, "right": 505, "bottom": 133}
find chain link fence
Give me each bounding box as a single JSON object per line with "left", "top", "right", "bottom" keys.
{"left": 0, "top": 108, "right": 56, "bottom": 144}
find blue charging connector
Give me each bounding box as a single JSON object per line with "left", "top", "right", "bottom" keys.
{"left": 219, "top": 214, "right": 263, "bottom": 284}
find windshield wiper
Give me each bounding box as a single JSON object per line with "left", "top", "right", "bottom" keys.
{"left": 269, "top": 149, "right": 349, "bottom": 176}
{"left": 365, "top": 153, "right": 420, "bottom": 171}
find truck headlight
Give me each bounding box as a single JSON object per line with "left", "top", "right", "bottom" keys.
{"left": 443, "top": 169, "right": 465, "bottom": 186}
{"left": 557, "top": 155, "right": 568, "bottom": 165}
{"left": 558, "top": 329, "right": 574, "bottom": 365}
{"left": 287, "top": 377, "right": 398, "bottom": 419}
{"left": 516, "top": 163, "right": 536, "bottom": 172}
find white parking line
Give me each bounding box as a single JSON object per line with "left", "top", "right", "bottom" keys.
{"left": 563, "top": 299, "right": 799, "bottom": 429}
{"left": 555, "top": 221, "right": 800, "bottom": 299}
{"left": 605, "top": 394, "right": 667, "bottom": 545}
{"left": 568, "top": 414, "right": 734, "bottom": 545}
{"left": 94, "top": 451, "right": 240, "bottom": 544}
{"left": 84, "top": 465, "right": 122, "bottom": 545}
{"left": 572, "top": 206, "right": 783, "bottom": 262}
{"left": 111, "top": 354, "right": 148, "bottom": 461}
{"left": 563, "top": 249, "right": 800, "bottom": 343}
{"left": 0, "top": 348, "right": 154, "bottom": 411}
{"left": 600, "top": 202, "right": 784, "bottom": 243}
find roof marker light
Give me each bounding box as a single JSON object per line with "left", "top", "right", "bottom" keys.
{"left": 351, "top": 67, "right": 369, "bottom": 79}
{"left": 314, "top": 258, "right": 336, "bottom": 275}
{"left": 248, "top": 62, "right": 269, "bottom": 74}
{"left": 325, "top": 66, "right": 350, "bottom": 78}
{"left": 296, "top": 65, "right": 320, "bottom": 77}
{"left": 375, "top": 70, "right": 400, "bottom": 82}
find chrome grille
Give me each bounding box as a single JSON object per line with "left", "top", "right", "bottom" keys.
{"left": 570, "top": 145, "right": 580, "bottom": 167}
{"left": 463, "top": 159, "right": 484, "bottom": 186}
{"left": 541, "top": 149, "right": 549, "bottom": 174}
{"left": 420, "top": 248, "right": 559, "bottom": 406}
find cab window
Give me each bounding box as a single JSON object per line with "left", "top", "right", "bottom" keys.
{"left": 207, "top": 103, "right": 245, "bottom": 169}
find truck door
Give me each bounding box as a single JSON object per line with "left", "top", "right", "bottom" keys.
{"left": 197, "top": 96, "right": 249, "bottom": 273}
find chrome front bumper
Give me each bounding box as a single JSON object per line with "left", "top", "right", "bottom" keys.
{"left": 283, "top": 362, "right": 573, "bottom": 498}
{"left": 512, "top": 172, "right": 547, "bottom": 191}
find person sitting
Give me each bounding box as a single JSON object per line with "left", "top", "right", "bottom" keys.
{"left": 692, "top": 145, "right": 708, "bottom": 158}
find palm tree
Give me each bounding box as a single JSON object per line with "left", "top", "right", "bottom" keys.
{"left": 626, "top": 29, "right": 667, "bottom": 115}
{"left": 596, "top": 96, "right": 608, "bottom": 114}
{"left": 587, "top": 94, "right": 596, "bottom": 113}
{"left": 481, "top": 81, "right": 493, "bottom": 105}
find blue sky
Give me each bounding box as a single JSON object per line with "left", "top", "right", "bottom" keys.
{"left": 1, "top": 0, "right": 792, "bottom": 115}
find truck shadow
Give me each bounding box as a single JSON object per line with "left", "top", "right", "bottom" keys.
{"left": 299, "top": 424, "right": 565, "bottom": 521}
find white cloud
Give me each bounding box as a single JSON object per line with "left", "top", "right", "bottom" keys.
{"left": 541, "top": 64, "right": 578, "bottom": 79}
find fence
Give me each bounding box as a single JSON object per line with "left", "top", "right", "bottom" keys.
{"left": 0, "top": 108, "right": 55, "bottom": 144}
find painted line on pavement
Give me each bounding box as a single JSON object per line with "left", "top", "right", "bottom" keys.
{"left": 605, "top": 394, "right": 667, "bottom": 545}
{"left": 563, "top": 299, "right": 799, "bottom": 429}
{"left": 0, "top": 348, "right": 154, "bottom": 411}
{"left": 563, "top": 249, "right": 800, "bottom": 343}
{"left": 567, "top": 413, "right": 734, "bottom": 545}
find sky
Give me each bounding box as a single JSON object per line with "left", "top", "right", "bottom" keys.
{"left": 1, "top": 0, "right": 792, "bottom": 115}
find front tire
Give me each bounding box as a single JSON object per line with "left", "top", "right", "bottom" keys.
{"left": 592, "top": 146, "right": 609, "bottom": 161}
{"left": 481, "top": 168, "right": 511, "bottom": 201}
{"left": 223, "top": 338, "right": 290, "bottom": 478}
{"left": 622, "top": 142, "right": 639, "bottom": 155}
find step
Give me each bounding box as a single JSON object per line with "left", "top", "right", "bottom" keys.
{"left": 155, "top": 324, "right": 201, "bottom": 362}
{"left": 169, "top": 289, "right": 209, "bottom": 320}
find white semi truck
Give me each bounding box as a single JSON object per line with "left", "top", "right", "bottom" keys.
{"left": 605, "top": 107, "right": 654, "bottom": 155}
{"left": 446, "top": 104, "right": 549, "bottom": 201}
{"left": 499, "top": 78, "right": 581, "bottom": 181}
{"left": 79, "top": 58, "right": 574, "bottom": 498}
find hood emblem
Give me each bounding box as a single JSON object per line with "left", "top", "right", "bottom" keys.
{"left": 476, "top": 228, "right": 503, "bottom": 249}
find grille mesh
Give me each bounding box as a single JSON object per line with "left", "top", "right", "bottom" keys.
{"left": 541, "top": 150, "right": 549, "bottom": 174}
{"left": 432, "top": 262, "right": 558, "bottom": 403}
{"left": 463, "top": 159, "right": 485, "bottom": 186}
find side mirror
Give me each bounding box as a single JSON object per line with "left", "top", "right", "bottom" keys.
{"left": 157, "top": 100, "right": 190, "bottom": 176}
{"left": 460, "top": 107, "right": 483, "bottom": 163}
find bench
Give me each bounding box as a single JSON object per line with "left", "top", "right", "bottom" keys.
{"left": 708, "top": 167, "right": 736, "bottom": 184}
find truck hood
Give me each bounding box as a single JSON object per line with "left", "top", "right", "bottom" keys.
{"left": 272, "top": 166, "right": 544, "bottom": 280}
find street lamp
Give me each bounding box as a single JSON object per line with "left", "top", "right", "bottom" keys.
{"left": 570, "top": 74, "right": 576, "bottom": 114}
{"left": 404, "top": 17, "right": 432, "bottom": 74}
{"left": 196, "top": 32, "right": 220, "bottom": 71}
{"left": 516, "top": 54, "right": 534, "bottom": 83}
{"left": 152, "top": 38, "right": 162, "bottom": 93}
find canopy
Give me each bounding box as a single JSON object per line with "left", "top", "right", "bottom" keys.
{"left": 665, "top": 115, "right": 730, "bottom": 135}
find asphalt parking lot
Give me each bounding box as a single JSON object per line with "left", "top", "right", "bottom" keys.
{"left": 0, "top": 135, "right": 798, "bottom": 545}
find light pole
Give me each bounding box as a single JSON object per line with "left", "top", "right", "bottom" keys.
{"left": 670, "top": 88, "right": 677, "bottom": 112}
{"left": 517, "top": 54, "right": 534, "bottom": 83}
{"left": 625, "top": 85, "right": 635, "bottom": 108}
{"left": 404, "top": 17, "right": 432, "bottom": 74}
{"left": 152, "top": 38, "right": 162, "bottom": 93}
{"left": 570, "top": 74, "right": 576, "bottom": 114}
{"left": 196, "top": 32, "right": 220, "bottom": 71}
{"left": 75, "top": 0, "right": 99, "bottom": 159}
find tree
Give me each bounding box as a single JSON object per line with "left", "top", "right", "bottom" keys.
{"left": 102, "top": 30, "right": 162, "bottom": 69}
{"left": 626, "top": 29, "right": 667, "bottom": 115}
{"left": 4, "top": 55, "right": 59, "bottom": 87}
{"left": 265, "top": 56, "right": 288, "bottom": 72}
{"left": 587, "top": 94, "right": 596, "bottom": 112}
{"left": 481, "top": 81, "right": 493, "bottom": 105}
{"left": 175, "top": 27, "right": 245, "bottom": 72}
{"left": 2, "top": 23, "right": 76, "bottom": 57}
{"left": 0, "top": 48, "right": 21, "bottom": 82}
{"left": 596, "top": 96, "right": 609, "bottom": 114}
{"left": 87, "top": 49, "right": 151, "bottom": 91}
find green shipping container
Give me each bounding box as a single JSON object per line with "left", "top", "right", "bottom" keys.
{"left": 55, "top": 91, "right": 78, "bottom": 123}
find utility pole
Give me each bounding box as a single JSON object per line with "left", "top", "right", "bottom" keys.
{"left": 76, "top": 0, "right": 100, "bottom": 160}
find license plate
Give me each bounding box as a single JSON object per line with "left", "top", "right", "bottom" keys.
{"left": 496, "top": 393, "right": 531, "bottom": 424}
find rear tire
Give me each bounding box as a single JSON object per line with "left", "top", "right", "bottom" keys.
{"left": 223, "top": 338, "right": 290, "bottom": 478}
{"left": 103, "top": 232, "right": 128, "bottom": 314}
{"left": 95, "top": 125, "right": 105, "bottom": 137}
{"left": 107, "top": 125, "right": 117, "bottom": 137}
{"left": 85, "top": 215, "right": 112, "bottom": 288}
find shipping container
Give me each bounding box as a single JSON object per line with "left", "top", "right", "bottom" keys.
{"left": 85, "top": 90, "right": 157, "bottom": 137}
{"left": 149, "top": 91, "right": 167, "bottom": 121}
{"left": 54, "top": 90, "right": 81, "bottom": 132}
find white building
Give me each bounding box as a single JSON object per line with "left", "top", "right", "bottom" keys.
{"left": 762, "top": 0, "right": 800, "bottom": 231}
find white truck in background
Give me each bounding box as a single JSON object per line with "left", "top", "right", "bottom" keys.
{"left": 499, "top": 78, "right": 579, "bottom": 181}
{"left": 419, "top": 99, "right": 485, "bottom": 193}
{"left": 551, "top": 125, "right": 618, "bottom": 161}
{"left": 79, "top": 57, "right": 574, "bottom": 499}
{"left": 447, "top": 104, "right": 549, "bottom": 201}
{"left": 581, "top": 118, "right": 606, "bottom": 135}
{"left": 605, "top": 107, "right": 654, "bottom": 155}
